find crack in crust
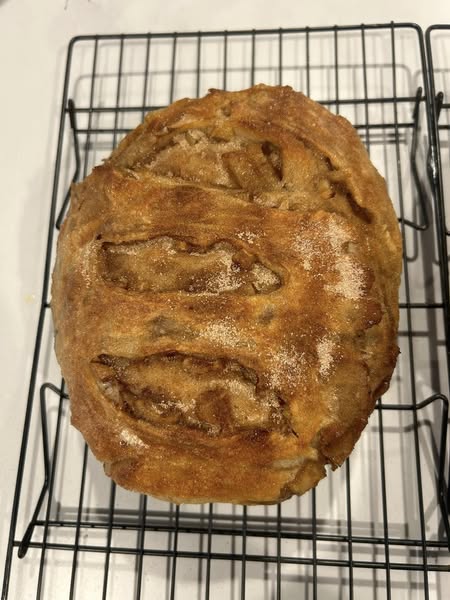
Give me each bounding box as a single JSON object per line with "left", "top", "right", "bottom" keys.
{"left": 100, "top": 237, "right": 281, "bottom": 295}
{"left": 110, "top": 112, "right": 348, "bottom": 212}
{"left": 112, "top": 119, "right": 378, "bottom": 219}
{"left": 92, "top": 353, "right": 291, "bottom": 436}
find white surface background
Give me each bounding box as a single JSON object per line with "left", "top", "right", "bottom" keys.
{"left": 1, "top": 0, "right": 449, "bottom": 592}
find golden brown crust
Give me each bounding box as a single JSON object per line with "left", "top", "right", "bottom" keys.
{"left": 51, "top": 85, "right": 401, "bottom": 504}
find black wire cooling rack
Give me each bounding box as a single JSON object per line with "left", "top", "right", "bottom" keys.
{"left": 426, "top": 25, "right": 450, "bottom": 359}
{"left": 3, "top": 23, "right": 450, "bottom": 600}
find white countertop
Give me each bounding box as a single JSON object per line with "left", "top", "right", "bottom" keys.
{"left": 1, "top": 0, "right": 449, "bottom": 596}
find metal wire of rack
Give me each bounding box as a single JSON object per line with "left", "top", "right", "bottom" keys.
{"left": 426, "top": 25, "right": 450, "bottom": 374}
{"left": 2, "top": 22, "right": 450, "bottom": 600}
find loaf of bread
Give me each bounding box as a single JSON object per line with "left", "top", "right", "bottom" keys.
{"left": 51, "top": 85, "right": 401, "bottom": 504}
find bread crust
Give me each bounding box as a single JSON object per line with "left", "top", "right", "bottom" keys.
{"left": 51, "top": 85, "right": 401, "bottom": 504}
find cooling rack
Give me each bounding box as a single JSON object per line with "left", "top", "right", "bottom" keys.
{"left": 2, "top": 23, "right": 450, "bottom": 600}
{"left": 426, "top": 24, "right": 450, "bottom": 374}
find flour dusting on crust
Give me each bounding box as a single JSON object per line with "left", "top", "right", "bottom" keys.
{"left": 204, "top": 250, "right": 241, "bottom": 293}
{"left": 317, "top": 336, "right": 335, "bottom": 378}
{"left": 236, "top": 230, "right": 257, "bottom": 244}
{"left": 201, "top": 317, "right": 247, "bottom": 348}
{"left": 326, "top": 255, "right": 364, "bottom": 300}
{"left": 268, "top": 345, "right": 305, "bottom": 389}
{"left": 293, "top": 215, "right": 364, "bottom": 300}
{"left": 119, "top": 429, "right": 146, "bottom": 447}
